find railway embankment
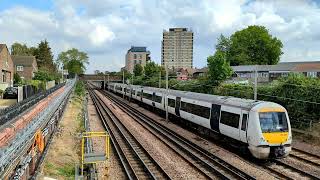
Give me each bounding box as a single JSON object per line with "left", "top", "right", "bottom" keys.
{"left": 38, "top": 82, "right": 85, "bottom": 179}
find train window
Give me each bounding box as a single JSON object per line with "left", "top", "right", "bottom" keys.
{"left": 180, "top": 101, "right": 210, "bottom": 119}
{"left": 241, "top": 114, "right": 248, "bottom": 131}
{"left": 143, "top": 92, "right": 153, "bottom": 100}
{"left": 154, "top": 94, "right": 162, "bottom": 103}
{"left": 116, "top": 86, "right": 122, "bottom": 91}
{"left": 220, "top": 111, "right": 240, "bottom": 128}
{"left": 168, "top": 98, "right": 175, "bottom": 107}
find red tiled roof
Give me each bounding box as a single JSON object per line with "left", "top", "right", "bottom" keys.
{"left": 292, "top": 63, "right": 320, "bottom": 72}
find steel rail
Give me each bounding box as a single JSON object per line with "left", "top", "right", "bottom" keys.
{"left": 272, "top": 159, "right": 320, "bottom": 179}
{"left": 102, "top": 89, "right": 256, "bottom": 180}
{"left": 88, "top": 87, "right": 170, "bottom": 180}
{"left": 290, "top": 148, "right": 320, "bottom": 167}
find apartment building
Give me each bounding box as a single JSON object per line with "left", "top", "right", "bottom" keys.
{"left": 161, "top": 28, "right": 193, "bottom": 69}
{"left": 125, "top": 46, "right": 150, "bottom": 73}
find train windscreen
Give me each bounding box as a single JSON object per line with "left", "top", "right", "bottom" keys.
{"left": 259, "top": 112, "right": 288, "bottom": 132}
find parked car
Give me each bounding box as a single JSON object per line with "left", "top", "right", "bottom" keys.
{"left": 3, "top": 87, "right": 18, "bottom": 99}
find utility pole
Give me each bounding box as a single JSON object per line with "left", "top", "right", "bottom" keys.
{"left": 103, "top": 74, "right": 106, "bottom": 90}
{"left": 61, "top": 67, "right": 64, "bottom": 83}
{"left": 165, "top": 65, "right": 169, "bottom": 122}
{"left": 159, "top": 70, "right": 161, "bottom": 88}
{"left": 254, "top": 65, "right": 258, "bottom": 100}
{"left": 123, "top": 70, "right": 125, "bottom": 99}
{"left": 107, "top": 74, "right": 110, "bottom": 84}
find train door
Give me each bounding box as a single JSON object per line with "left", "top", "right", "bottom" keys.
{"left": 210, "top": 104, "right": 221, "bottom": 132}
{"left": 239, "top": 110, "right": 249, "bottom": 143}
{"left": 175, "top": 97, "right": 181, "bottom": 116}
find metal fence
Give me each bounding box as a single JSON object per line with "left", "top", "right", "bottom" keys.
{"left": 0, "top": 83, "right": 65, "bottom": 126}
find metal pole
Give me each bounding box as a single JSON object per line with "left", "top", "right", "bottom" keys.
{"left": 165, "top": 65, "right": 169, "bottom": 122}
{"left": 254, "top": 65, "right": 258, "bottom": 100}
{"left": 103, "top": 74, "right": 106, "bottom": 90}
{"left": 108, "top": 74, "right": 110, "bottom": 84}
{"left": 159, "top": 70, "right": 161, "bottom": 88}
{"left": 123, "top": 71, "right": 125, "bottom": 99}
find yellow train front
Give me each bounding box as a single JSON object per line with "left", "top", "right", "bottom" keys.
{"left": 247, "top": 103, "right": 292, "bottom": 159}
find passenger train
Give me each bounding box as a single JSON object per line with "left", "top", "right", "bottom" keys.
{"left": 107, "top": 83, "right": 292, "bottom": 159}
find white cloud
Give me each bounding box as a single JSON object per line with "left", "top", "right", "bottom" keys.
{"left": 0, "top": 0, "right": 320, "bottom": 73}
{"left": 89, "top": 24, "right": 115, "bottom": 46}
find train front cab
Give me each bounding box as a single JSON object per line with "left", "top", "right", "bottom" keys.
{"left": 247, "top": 103, "right": 292, "bottom": 159}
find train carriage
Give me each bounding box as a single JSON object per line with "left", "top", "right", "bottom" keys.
{"left": 108, "top": 83, "right": 292, "bottom": 159}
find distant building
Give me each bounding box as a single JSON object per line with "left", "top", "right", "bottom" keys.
{"left": 11, "top": 55, "right": 38, "bottom": 81}
{"left": 232, "top": 61, "right": 320, "bottom": 83}
{"left": 94, "top": 70, "right": 100, "bottom": 74}
{"left": 125, "top": 46, "right": 150, "bottom": 73}
{"left": 192, "top": 61, "right": 320, "bottom": 83}
{"left": 0, "top": 44, "right": 14, "bottom": 90}
{"left": 161, "top": 28, "right": 193, "bottom": 70}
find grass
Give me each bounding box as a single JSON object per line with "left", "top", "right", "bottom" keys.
{"left": 57, "top": 164, "right": 75, "bottom": 177}
{"left": 43, "top": 162, "right": 74, "bottom": 179}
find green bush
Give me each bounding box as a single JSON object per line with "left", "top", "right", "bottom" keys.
{"left": 75, "top": 81, "right": 85, "bottom": 97}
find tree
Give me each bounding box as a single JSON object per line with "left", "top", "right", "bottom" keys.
{"left": 33, "top": 70, "right": 54, "bottom": 81}
{"left": 133, "top": 64, "right": 143, "bottom": 76}
{"left": 57, "top": 48, "right": 89, "bottom": 76}
{"left": 207, "top": 51, "right": 233, "bottom": 86}
{"left": 11, "top": 42, "right": 34, "bottom": 55}
{"left": 216, "top": 34, "right": 231, "bottom": 54}
{"left": 13, "top": 73, "right": 22, "bottom": 84}
{"left": 144, "top": 61, "right": 160, "bottom": 78}
{"left": 227, "top": 25, "right": 283, "bottom": 66}
{"left": 34, "top": 40, "right": 55, "bottom": 71}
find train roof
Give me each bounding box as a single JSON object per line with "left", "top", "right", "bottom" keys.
{"left": 110, "top": 83, "right": 263, "bottom": 110}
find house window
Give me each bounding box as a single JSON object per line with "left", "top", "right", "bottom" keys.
{"left": 134, "top": 60, "right": 137, "bottom": 64}
{"left": 17, "top": 66, "right": 24, "bottom": 71}
{"left": 139, "top": 54, "right": 142, "bottom": 59}
{"left": 139, "top": 60, "right": 142, "bottom": 64}
{"left": 134, "top": 54, "right": 137, "bottom": 59}
{"left": 307, "top": 72, "right": 317, "bottom": 78}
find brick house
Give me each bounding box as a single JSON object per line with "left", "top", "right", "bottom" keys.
{"left": 11, "top": 55, "right": 38, "bottom": 81}
{"left": 0, "top": 44, "right": 14, "bottom": 90}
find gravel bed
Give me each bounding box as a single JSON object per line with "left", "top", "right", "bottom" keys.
{"left": 282, "top": 156, "right": 320, "bottom": 177}
{"left": 87, "top": 95, "right": 126, "bottom": 180}
{"left": 96, "top": 91, "right": 208, "bottom": 179}
{"left": 292, "top": 140, "right": 320, "bottom": 157}
{"left": 122, "top": 100, "right": 276, "bottom": 179}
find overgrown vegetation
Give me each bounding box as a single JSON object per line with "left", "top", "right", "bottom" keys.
{"left": 75, "top": 81, "right": 85, "bottom": 97}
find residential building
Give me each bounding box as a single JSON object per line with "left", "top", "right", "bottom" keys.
{"left": 125, "top": 46, "right": 150, "bottom": 73}
{"left": 11, "top": 55, "right": 38, "bottom": 80}
{"left": 231, "top": 61, "right": 320, "bottom": 83}
{"left": 161, "top": 28, "right": 193, "bottom": 69}
{"left": 0, "top": 44, "right": 14, "bottom": 90}
{"left": 191, "top": 61, "right": 320, "bottom": 82}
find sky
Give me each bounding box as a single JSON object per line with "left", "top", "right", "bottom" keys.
{"left": 0, "top": 0, "right": 320, "bottom": 73}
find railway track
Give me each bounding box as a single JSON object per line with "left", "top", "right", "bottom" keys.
{"left": 264, "top": 159, "right": 320, "bottom": 180}
{"left": 100, "top": 89, "right": 256, "bottom": 180}
{"left": 88, "top": 87, "right": 170, "bottom": 180}
{"left": 290, "top": 148, "right": 320, "bottom": 168}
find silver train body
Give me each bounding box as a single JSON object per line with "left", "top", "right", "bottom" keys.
{"left": 108, "top": 83, "right": 292, "bottom": 159}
